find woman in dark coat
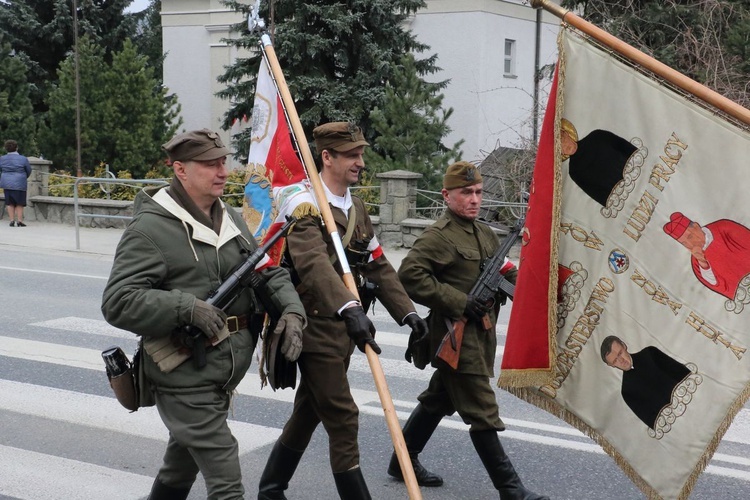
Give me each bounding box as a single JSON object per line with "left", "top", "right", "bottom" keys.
{"left": 0, "top": 139, "right": 32, "bottom": 227}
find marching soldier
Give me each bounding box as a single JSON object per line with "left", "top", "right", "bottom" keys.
{"left": 257, "top": 122, "right": 429, "bottom": 499}
{"left": 394, "top": 161, "right": 549, "bottom": 500}
{"left": 102, "top": 129, "right": 305, "bottom": 500}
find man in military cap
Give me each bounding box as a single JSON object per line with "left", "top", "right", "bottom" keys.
{"left": 395, "top": 161, "right": 549, "bottom": 499}
{"left": 257, "top": 122, "right": 429, "bottom": 499}
{"left": 102, "top": 129, "right": 305, "bottom": 500}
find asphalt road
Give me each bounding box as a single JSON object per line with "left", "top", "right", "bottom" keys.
{"left": 0, "top": 222, "right": 748, "bottom": 499}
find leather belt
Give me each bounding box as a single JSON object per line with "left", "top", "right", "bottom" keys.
{"left": 226, "top": 314, "right": 248, "bottom": 334}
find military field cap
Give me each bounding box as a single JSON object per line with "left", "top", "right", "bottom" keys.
{"left": 313, "top": 122, "right": 370, "bottom": 153}
{"left": 162, "top": 129, "right": 230, "bottom": 162}
{"left": 443, "top": 161, "right": 482, "bottom": 190}
{"left": 663, "top": 212, "right": 692, "bottom": 240}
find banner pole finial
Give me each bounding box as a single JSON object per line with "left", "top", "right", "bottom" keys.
{"left": 531, "top": 0, "right": 569, "bottom": 19}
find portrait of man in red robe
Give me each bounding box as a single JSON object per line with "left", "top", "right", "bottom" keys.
{"left": 663, "top": 212, "right": 750, "bottom": 308}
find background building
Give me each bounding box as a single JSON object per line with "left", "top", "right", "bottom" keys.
{"left": 161, "top": 0, "right": 560, "bottom": 167}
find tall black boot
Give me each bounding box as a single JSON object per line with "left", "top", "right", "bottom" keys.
{"left": 470, "top": 430, "right": 549, "bottom": 500}
{"left": 147, "top": 477, "right": 191, "bottom": 500}
{"left": 332, "top": 466, "right": 372, "bottom": 500}
{"left": 258, "top": 440, "right": 305, "bottom": 500}
{"left": 386, "top": 404, "right": 444, "bottom": 486}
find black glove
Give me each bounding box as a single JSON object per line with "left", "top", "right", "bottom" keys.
{"left": 464, "top": 294, "right": 490, "bottom": 323}
{"left": 340, "top": 305, "right": 381, "bottom": 355}
{"left": 191, "top": 298, "right": 227, "bottom": 338}
{"left": 403, "top": 313, "right": 429, "bottom": 363}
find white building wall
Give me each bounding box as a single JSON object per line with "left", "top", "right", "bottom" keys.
{"left": 411, "top": 0, "right": 560, "bottom": 162}
{"left": 161, "top": 0, "right": 560, "bottom": 166}
{"left": 162, "top": 0, "right": 246, "bottom": 168}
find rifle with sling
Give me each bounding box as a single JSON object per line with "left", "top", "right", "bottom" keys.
{"left": 183, "top": 215, "right": 297, "bottom": 369}
{"left": 435, "top": 215, "right": 525, "bottom": 370}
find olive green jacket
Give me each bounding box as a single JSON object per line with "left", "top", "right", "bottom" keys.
{"left": 398, "top": 209, "right": 506, "bottom": 376}
{"left": 101, "top": 186, "right": 304, "bottom": 392}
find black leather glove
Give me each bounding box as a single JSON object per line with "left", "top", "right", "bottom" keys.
{"left": 191, "top": 298, "right": 227, "bottom": 337}
{"left": 464, "top": 294, "right": 490, "bottom": 323}
{"left": 340, "top": 305, "right": 381, "bottom": 354}
{"left": 275, "top": 313, "right": 304, "bottom": 362}
{"left": 403, "top": 313, "right": 429, "bottom": 363}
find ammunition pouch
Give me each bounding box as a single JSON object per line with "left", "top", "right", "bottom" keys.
{"left": 133, "top": 345, "right": 155, "bottom": 408}
{"left": 345, "top": 241, "right": 372, "bottom": 270}
{"left": 407, "top": 335, "right": 431, "bottom": 370}
{"left": 405, "top": 312, "right": 433, "bottom": 370}
{"left": 359, "top": 278, "right": 379, "bottom": 314}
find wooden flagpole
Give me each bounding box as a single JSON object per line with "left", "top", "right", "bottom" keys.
{"left": 531, "top": 0, "right": 750, "bottom": 126}
{"left": 249, "top": 5, "right": 422, "bottom": 499}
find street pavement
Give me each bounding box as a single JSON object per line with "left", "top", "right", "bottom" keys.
{"left": 1, "top": 220, "right": 749, "bottom": 499}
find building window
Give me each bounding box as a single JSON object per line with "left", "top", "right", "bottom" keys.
{"left": 504, "top": 39, "right": 516, "bottom": 77}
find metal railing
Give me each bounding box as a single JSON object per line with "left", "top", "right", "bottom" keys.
{"left": 73, "top": 177, "right": 169, "bottom": 250}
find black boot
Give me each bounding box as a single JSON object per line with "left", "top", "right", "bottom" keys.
{"left": 258, "top": 440, "right": 305, "bottom": 500}
{"left": 147, "top": 477, "right": 191, "bottom": 500}
{"left": 470, "top": 430, "right": 549, "bottom": 500}
{"left": 332, "top": 466, "right": 372, "bottom": 500}
{"left": 387, "top": 404, "right": 443, "bottom": 487}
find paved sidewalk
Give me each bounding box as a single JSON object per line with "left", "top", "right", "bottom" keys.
{"left": 0, "top": 221, "right": 414, "bottom": 267}
{"left": 0, "top": 221, "right": 125, "bottom": 256}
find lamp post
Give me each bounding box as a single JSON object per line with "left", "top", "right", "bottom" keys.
{"left": 72, "top": 0, "right": 82, "bottom": 177}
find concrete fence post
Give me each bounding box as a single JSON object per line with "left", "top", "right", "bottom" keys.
{"left": 376, "top": 169, "right": 422, "bottom": 247}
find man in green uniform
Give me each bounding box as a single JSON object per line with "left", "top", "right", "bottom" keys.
{"left": 102, "top": 129, "right": 306, "bottom": 500}
{"left": 257, "top": 122, "right": 429, "bottom": 499}
{"left": 394, "top": 161, "right": 549, "bottom": 500}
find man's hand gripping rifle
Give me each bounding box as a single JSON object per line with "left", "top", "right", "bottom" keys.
{"left": 435, "top": 215, "right": 525, "bottom": 370}
{"left": 185, "top": 216, "right": 297, "bottom": 369}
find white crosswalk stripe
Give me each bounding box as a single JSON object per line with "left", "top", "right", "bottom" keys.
{"left": 2, "top": 316, "right": 750, "bottom": 500}
{"left": 0, "top": 444, "right": 153, "bottom": 500}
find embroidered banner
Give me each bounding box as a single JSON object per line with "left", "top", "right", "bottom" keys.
{"left": 244, "top": 57, "right": 306, "bottom": 264}
{"left": 499, "top": 27, "right": 750, "bottom": 499}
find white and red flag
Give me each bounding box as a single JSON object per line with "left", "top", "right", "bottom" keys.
{"left": 244, "top": 56, "right": 306, "bottom": 264}
{"left": 499, "top": 26, "right": 750, "bottom": 499}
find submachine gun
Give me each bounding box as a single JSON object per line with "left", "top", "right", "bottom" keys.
{"left": 184, "top": 215, "right": 297, "bottom": 369}
{"left": 435, "top": 215, "right": 525, "bottom": 370}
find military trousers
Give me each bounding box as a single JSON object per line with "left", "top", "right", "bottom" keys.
{"left": 418, "top": 368, "right": 505, "bottom": 432}
{"left": 155, "top": 388, "right": 244, "bottom": 500}
{"left": 278, "top": 351, "right": 360, "bottom": 472}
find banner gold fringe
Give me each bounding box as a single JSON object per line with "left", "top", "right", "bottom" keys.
{"left": 497, "top": 369, "right": 554, "bottom": 388}
{"left": 507, "top": 381, "right": 750, "bottom": 500}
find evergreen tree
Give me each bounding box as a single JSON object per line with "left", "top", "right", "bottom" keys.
{"left": 41, "top": 37, "right": 181, "bottom": 176}
{"left": 364, "top": 54, "right": 462, "bottom": 191}
{"left": 0, "top": 0, "right": 138, "bottom": 114}
{"left": 100, "top": 39, "right": 181, "bottom": 176}
{"left": 562, "top": 0, "right": 750, "bottom": 107}
{"left": 131, "top": 0, "right": 165, "bottom": 80}
{"left": 0, "top": 39, "right": 38, "bottom": 154}
{"left": 218, "top": 0, "right": 443, "bottom": 161}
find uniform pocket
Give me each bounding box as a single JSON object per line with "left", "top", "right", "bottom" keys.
{"left": 456, "top": 246, "right": 481, "bottom": 262}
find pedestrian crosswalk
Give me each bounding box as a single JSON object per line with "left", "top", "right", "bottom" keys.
{"left": 2, "top": 315, "right": 750, "bottom": 499}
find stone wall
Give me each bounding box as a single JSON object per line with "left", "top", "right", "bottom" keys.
{"left": 14, "top": 161, "right": 440, "bottom": 246}
{"left": 31, "top": 196, "right": 134, "bottom": 228}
